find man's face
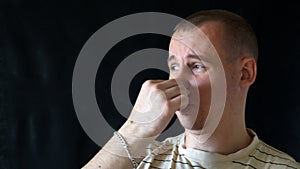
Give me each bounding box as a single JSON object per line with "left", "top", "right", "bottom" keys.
{"left": 168, "top": 21, "right": 234, "bottom": 131}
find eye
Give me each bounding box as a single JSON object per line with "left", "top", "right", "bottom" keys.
{"left": 192, "top": 64, "right": 206, "bottom": 73}
{"left": 170, "top": 64, "right": 180, "bottom": 71}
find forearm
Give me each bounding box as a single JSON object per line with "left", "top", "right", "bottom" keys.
{"left": 82, "top": 147, "right": 136, "bottom": 169}
{"left": 83, "top": 79, "right": 181, "bottom": 168}
{"left": 82, "top": 123, "right": 155, "bottom": 169}
{"left": 82, "top": 134, "right": 143, "bottom": 169}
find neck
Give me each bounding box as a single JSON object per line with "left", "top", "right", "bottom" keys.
{"left": 184, "top": 110, "right": 252, "bottom": 155}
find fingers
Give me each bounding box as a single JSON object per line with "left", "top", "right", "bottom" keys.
{"left": 169, "top": 94, "right": 189, "bottom": 112}
{"left": 143, "top": 79, "right": 177, "bottom": 90}
{"left": 156, "top": 79, "right": 178, "bottom": 89}
{"left": 142, "top": 78, "right": 190, "bottom": 113}
{"left": 127, "top": 79, "right": 190, "bottom": 137}
{"left": 145, "top": 79, "right": 189, "bottom": 99}
{"left": 161, "top": 79, "right": 190, "bottom": 112}
{"left": 165, "top": 85, "right": 180, "bottom": 99}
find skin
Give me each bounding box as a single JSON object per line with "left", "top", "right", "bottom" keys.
{"left": 170, "top": 21, "right": 256, "bottom": 154}
{"left": 83, "top": 20, "right": 257, "bottom": 169}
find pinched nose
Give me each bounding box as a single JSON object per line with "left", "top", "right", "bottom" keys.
{"left": 174, "top": 78, "right": 190, "bottom": 91}
{"left": 173, "top": 77, "right": 200, "bottom": 106}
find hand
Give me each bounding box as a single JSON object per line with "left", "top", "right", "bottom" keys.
{"left": 119, "top": 79, "right": 189, "bottom": 139}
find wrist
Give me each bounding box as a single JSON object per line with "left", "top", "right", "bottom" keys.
{"left": 103, "top": 130, "right": 155, "bottom": 159}
{"left": 119, "top": 120, "right": 160, "bottom": 139}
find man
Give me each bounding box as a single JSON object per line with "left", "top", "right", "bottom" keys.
{"left": 83, "top": 9, "right": 300, "bottom": 168}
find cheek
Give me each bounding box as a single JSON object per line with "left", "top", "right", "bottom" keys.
{"left": 224, "top": 62, "right": 240, "bottom": 83}
{"left": 194, "top": 76, "right": 211, "bottom": 94}
{"left": 198, "top": 83, "right": 211, "bottom": 103}
{"left": 224, "top": 69, "right": 240, "bottom": 92}
{"left": 189, "top": 76, "right": 211, "bottom": 104}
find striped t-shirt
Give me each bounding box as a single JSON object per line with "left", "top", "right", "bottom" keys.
{"left": 137, "top": 130, "right": 300, "bottom": 169}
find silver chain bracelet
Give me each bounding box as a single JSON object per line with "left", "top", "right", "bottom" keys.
{"left": 114, "top": 131, "right": 139, "bottom": 169}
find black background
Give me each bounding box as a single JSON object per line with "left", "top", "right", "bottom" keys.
{"left": 1, "top": 0, "right": 299, "bottom": 168}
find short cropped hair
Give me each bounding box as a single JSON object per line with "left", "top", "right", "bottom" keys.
{"left": 175, "top": 9, "right": 258, "bottom": 62}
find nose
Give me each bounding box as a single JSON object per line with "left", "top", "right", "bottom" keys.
{"left": 170, "top": 70, "right": 191, "bottom": 91}
{"left": 169, "top": 66, "right": 199, "bottom": 94}
{"left": 176, "top": 78, "right": 191, "bottom": 95}
{"left": 170, "top": 65, "right": 192, "bottom": 82}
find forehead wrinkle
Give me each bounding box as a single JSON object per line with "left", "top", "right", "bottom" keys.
{"left": 169, "top": 40, "right": 209, "bottom": 63}
{"left": 167, "top": 54, "right": 206, "bottom": 64}
{"left": 170, "top": 36, "right": 213, "bottom": 62}
{"left": 186, "top": 54, "right": 202, "bottom": 61}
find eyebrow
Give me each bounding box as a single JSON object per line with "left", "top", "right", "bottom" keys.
{"left": 167, "top": 54, "right": 203, "bottom": 63}
{"left": 167, "top": 55, "right": 176, "bottom": 62}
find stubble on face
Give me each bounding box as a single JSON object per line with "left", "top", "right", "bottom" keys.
{"left": 169, "top": 21, "right": 236, "bottom": 132}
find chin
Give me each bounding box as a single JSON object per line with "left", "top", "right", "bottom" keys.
{"left": 178, "top": 119, "right": 205, "bottom": 131}
{"left": 175, "top": 105, "right": 206, "bottom": 130}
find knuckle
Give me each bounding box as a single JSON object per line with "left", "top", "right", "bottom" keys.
{"left": 152, "top": 83, "right": 161, "bottom": 90}
{"left": 150, "top": 82, "right": 163, "bottom": 91}
{"left": 165, "top": 101, "right": 172, "bottom": 109}
{"left": 142, "top": 80, "right": 154, "bottom": 87}
{"left": 174, "top": 85, "right": 180, "bottom": 91}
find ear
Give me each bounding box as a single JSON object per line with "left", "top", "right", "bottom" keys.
{"left": 240, "top": 57, "right": 257, "bottom": 87}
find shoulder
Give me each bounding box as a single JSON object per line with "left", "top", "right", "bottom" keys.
{"left": 254, "top": 140, "right": 299, "bottom": 163}
{"left": 232, "top": 129, "right": 300, "bottom": 169}
{"left": 256, "top": 140, "right": 296, "bottom": 161}
{"left": 247, "top": 131, "right": 300, "bottom": 168}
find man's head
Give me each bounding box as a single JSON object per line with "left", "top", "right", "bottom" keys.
{"left": 175, "top": 9, "right": 258, "bottom": 63}
{"left": 168, "top": 9, "right": 258, "bottom": 132}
